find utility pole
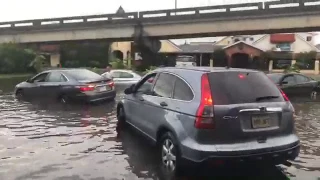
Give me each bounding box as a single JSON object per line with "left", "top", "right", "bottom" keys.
{"left": 175, "top": 0, "right": 177, "bottom": 15}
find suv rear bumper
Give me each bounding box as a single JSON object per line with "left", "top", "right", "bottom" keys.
{"left": 180, "top": 134, "right": 300, "bottom": 165}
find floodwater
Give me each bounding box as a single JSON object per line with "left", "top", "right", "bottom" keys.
{"left": 0, "top": 84, "right": 319, "bottom": 179}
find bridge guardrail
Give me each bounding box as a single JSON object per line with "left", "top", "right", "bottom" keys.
{"left": 0, "top": 0, "right": 320, "bottom": 30}
{"left": 0, "top": 12, "right": 139, "bottom": 29}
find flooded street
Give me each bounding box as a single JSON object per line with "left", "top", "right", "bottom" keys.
{"left": 0, "top": 90, "right": 319, "bottom": 179}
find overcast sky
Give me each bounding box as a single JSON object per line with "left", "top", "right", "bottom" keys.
{"left": 0, "top": 0, "right": 270, "bottom": 21}
{"left": 1, "top": 0, "right": 319, "bottom": 44}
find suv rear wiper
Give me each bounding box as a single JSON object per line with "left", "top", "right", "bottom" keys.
{"left": 255, "top": 96, "right": 279, "bottom": 102}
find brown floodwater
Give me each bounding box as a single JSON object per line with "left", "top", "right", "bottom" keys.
{"left": 0, "top": 89, "right": 318, "bottom": 179}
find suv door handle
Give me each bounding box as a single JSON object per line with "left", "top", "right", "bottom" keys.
{"left": 160, "top": 102, "right": 168, "bottom": 107}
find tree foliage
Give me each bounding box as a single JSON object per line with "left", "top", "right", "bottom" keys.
{"left": 212, "top": 49, "right": 228, "bottom": 67}
{"left": 61, "top": 42, "right": 110, "bottom": 68}
{"left": 0, "top": 43, "right": 36, "bottom": 74}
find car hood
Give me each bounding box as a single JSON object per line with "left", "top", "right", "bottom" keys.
{"left": 15, "top": 81, "right": 29, "bottom": 88}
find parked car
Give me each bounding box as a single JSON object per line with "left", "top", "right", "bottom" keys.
{"left": 175, "top": 55, "right": 197, "bottom": 67}
{"left": 102, "top": 69, "right": 141, "bottom": 86}
{"left": 267, "top": 73, "right": 320, "bottom": 100}
{"left": 117, "top": 67, "right": 299, "bottom": 177}
{"left": 15, "top": 68, "right": 116, "bottom": 103}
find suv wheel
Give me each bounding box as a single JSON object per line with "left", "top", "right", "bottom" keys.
{"left": 159, "top": 132, "right": 181, "bottom": 178}
{"left": 117, "top": 106, "right": 126, "bottom": 123}
{"left": 116, "top": 106, "right": 127, "bottom": 132}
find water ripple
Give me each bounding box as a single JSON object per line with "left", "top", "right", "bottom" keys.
{"left": 0, "top": 95, "right": 318, "bottom": 179}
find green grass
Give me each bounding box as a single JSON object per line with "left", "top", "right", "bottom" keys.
{"left": 0, "top": 74, "right": 33, "bottom": 79}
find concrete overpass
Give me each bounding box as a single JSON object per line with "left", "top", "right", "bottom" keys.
{"left": 1, "top": 0, "right": 320, "bottom": 44}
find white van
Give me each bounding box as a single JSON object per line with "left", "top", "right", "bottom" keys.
{"left": 175, "top": 55, "right": 197, "bottom": 67}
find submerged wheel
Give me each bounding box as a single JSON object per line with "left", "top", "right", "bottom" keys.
{"left": 310, "top": 90, "right": 317, "bottom": 100}
{"left": 59, "top": 95, "right": 68, "bottom": 104}
{"left": 15, "top": 90, "right": 24, "bottom": 100}
{"left": 117, "top": 105, "right": 126, "bottom": 122}
{"left": 116, "top": 105, "right": 127, "bottom": 132}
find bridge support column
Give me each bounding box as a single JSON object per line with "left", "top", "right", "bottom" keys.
{"left": 315, "top": 60, "right": 319, "bottom": 75}
{"left": 269, "top": 60, "right": 273, "bottom": 72}
{"left": 50, "top": 53, "right": 61, "bottom": 67}
{"left": 133, "top": 23, "right": 162, "bottom": 69}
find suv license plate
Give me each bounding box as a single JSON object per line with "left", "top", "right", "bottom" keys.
{"left": 252, "top": 115, "right": 271, "bottom": 129}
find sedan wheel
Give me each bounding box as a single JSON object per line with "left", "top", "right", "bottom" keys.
{"left": 59, "top": 95, "right": 68, "bottom": 104}
{"left": 311, "top": 91, "right": 317, "bottom": 100}
{"left": 15, "top": 90, "right": 24, "bottom": 100}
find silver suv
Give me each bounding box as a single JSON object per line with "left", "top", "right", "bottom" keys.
{"left": 117, "top": 67, "right": 300, "bottom": 176}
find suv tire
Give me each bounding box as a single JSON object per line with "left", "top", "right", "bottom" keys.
{"left": 116, "top": 106, "right": 127, "bottom": 132}
{"left": 158, "top": 132, "right": 182, "bottom": 179}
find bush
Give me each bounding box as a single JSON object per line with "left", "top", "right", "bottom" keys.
{"left": 142, "top": 66, "right": 158, "bottom": 75}
{"left": 109, "top": 58, "right": 127, "bottom": 69}
{"left": 0, "top": 43, "right": 36, "bottom": 74}
{"left": 284, "top": 64, "right": 300, "bottom": 73}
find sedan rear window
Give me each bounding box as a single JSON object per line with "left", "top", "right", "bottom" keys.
{"left": 267, "top": 74, "right": 283, "bottom": 84}
{"left": 208, "top": 72, "right": 284, "bottom": 105}
{"left": 65, "top": 69, "right": 102, "bottom": 81}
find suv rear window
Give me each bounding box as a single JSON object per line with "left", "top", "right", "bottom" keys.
{"left": 208, "top": 71, "right": 284, "bottom": 105}
{"left": 66, "top": 69, "right": 101, "bottom": 81}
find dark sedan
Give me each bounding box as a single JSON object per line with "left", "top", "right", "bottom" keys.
{"left": 267, "top": 73, "right": 320, "bottom": 100}
{"left": 15, "top": 68, "right": 116, "bottom": 103}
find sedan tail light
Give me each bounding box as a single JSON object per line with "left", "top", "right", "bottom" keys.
{"left": 79, "top": 84, "right": 95, "bottom": 92}
{"left": 107, "top": 81, "right": 114, "bottom": 87}
{"left": 107, "top": 81, "right": 115, "bottom": 90}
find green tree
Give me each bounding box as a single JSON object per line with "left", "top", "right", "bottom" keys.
{"left": 295, "top": 51, "right": 317, "bottom": 70}
{"left": 212, "top": 49, "right": 228, "bottom": 67}
{"left": 25, "top": 49, "right": 48, "bottom": 73}
{"left": 0, "top": 43, "right": 35, "bottom": 74}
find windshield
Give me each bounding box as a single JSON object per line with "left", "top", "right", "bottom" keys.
{"left": 208, "top": 72, "right": 284, "bottom": 105}
{"left": 65, "top": 69, "right": 102, "bottom": 81}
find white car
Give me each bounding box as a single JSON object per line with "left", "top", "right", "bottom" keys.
{"left": 175, "top": 61, "right": 197, "bottom": 67}
{"left": 102, "top": 70, "right": 141, "bottom": 86}
{"left": 175, "top": 55, "right": 197, "bottom": 67}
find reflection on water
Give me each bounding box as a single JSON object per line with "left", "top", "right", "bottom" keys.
{"left": 0, "top": 94, "right": 318, "bottom": 180}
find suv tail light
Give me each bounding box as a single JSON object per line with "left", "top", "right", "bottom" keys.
{"left": 79, "top": 84, "right": 95, "bottom": 92}
{"left": 195, "top": 74, "right": 215, "bottom": 129}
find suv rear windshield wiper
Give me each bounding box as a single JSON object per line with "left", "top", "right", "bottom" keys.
{"left": 255, "top": 96, "right": 279, "bottom": 102}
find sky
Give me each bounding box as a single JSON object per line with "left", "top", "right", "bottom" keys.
{"left": 1, "top": 0, "right": 319, "bottom": 44}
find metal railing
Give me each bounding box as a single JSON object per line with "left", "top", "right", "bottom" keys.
{"left": 0, "top": 0, "right": 319, "bottom": 30}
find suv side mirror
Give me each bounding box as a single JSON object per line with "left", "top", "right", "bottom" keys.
{"left": 26, "top": 78, "right": 32, "bottom": 83}
{"left": 124, "top": 84, "right": 135, "bottom": 95}
{"left": 281, "top": 81, "right": 288, "bottom": 85}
